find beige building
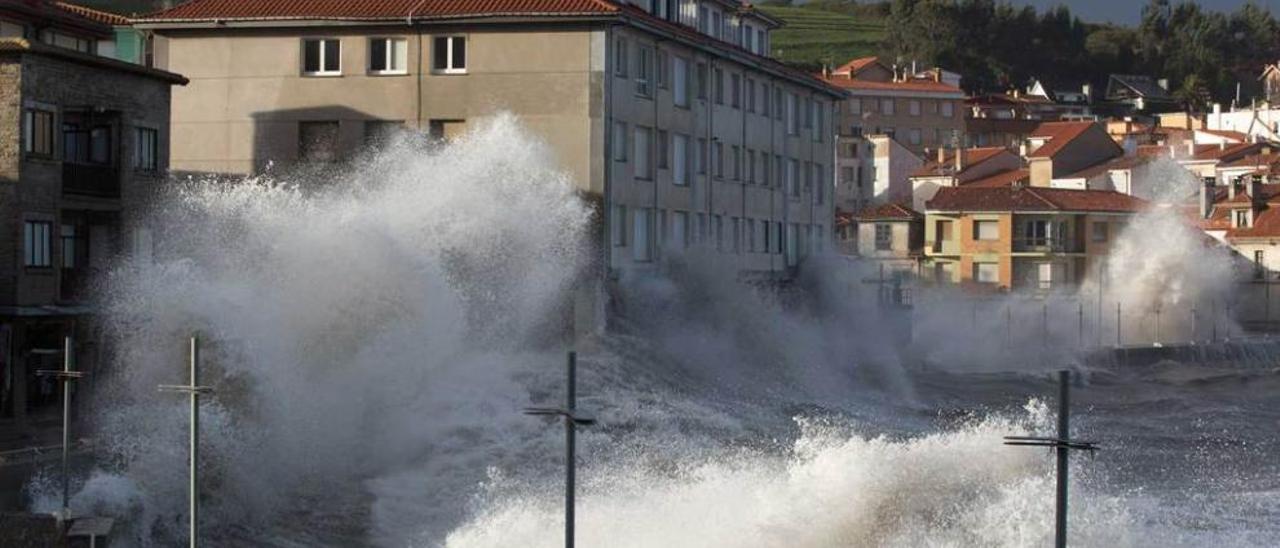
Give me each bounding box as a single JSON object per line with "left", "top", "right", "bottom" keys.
{"left": 135, "top": 0, "right": 843, "bottom": 309}
{"left": 0, "top": 3, "right": 184, "bottom": 436}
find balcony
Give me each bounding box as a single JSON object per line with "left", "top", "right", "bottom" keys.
{"left": 929, "top": 239, "right": 959, "bottom": 254}
{"left": 1012, "top": 236, "right": 1080, "bottom": 253}
{"left": 62, "top": 163, "right": 120, "bottom": 198}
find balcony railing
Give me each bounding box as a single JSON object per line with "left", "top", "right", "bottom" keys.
{"left": 1012, "top": 237, "right": 1080, "bottom": 253}
{"left": 62, "top": 163, "right": 120, "bottom": 198}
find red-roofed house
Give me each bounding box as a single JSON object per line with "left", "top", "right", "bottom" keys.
{"left": 923, "top": 186, "right": 1146, "bottom": 290}
{"left": 908, "top": 146, "right": 1021, "bottom": 211}
{"left": 1025, "top": 121, "right": 1123, "bottom": 187}
{"left": 835, "top": 203, "right": 923, "bottom": 276}
{"left": 133, "top": 0, "right": 845, "bottom": 295}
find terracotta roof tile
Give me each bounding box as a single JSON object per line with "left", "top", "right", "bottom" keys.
{"left": 853, "top": 202, "right": 921, "bottom": 221}
{"left": 962, "top": 168, "right": 1029, "bottom": 188}
{"left": 1063, "top": 155, "right": 1155, "bottom": 179}
{"left": 910, "top": 147, "right": 1009, "bottom": 178}
{"left": 1227, "top": 206, "right": 1280, "bottom": 239}
{"left": 926, "top": 186, "right": 1148, "bottom": 213}
{"left": 822, "top": 76, "right": 963, "bottom": 94}
{"left": 141, "top": 0, "right": 620, "bottom": 21}
{"left": 1026, "top": 121, "right": 1100, "bottom": 159}
{"left": 54, "top": 2, "right": 130, "bottom": 26}
{"left": 833, "top": 56, "right": 879, "bottom": 76}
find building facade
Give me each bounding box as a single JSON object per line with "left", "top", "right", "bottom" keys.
{"left": 923, "top": 186, "right": 1145, "bottom": 291}
{"left": 136, "top": 0, "right": 842, "bottom": 306}
{"left": 0, "top": 11, "right": 184, "bottom": 433}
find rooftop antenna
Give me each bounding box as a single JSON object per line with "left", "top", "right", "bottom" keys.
{"left": 35, "top": 336, "right": 85, "bottom": 523}
{"left": 159, "top": 336, "right": 215, "bottom": 548}
{"left": 525, "top": 352, "right": 596, "bottom": 548}
{"left": 1004, "top": 370, "right": 1099, "bottom": 548}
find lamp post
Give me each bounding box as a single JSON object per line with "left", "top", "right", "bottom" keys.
{"left": 159, "top": 336, "right": 214, "bottom": 548}
{"left": 524, "top": 351, "right": 595, "bottom": 548}
{"left": 1004, "top": 370, "right": 1099, "bottom": 548}
{"left": 35, "top": 336, "right": 85, "bottom": 522}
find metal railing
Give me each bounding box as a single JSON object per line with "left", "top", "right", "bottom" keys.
{"left": 62, "top": 163, "right": 120, "bottom": 198}
{"left": 1012, "top": 236, "right": 1080, "bottom": 253}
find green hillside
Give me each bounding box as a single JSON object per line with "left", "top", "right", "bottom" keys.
{"left": 759, "top": 5, "right": 886, "bottom": 70}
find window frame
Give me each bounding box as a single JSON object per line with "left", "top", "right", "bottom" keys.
{"left": 23, "top": 107, "right": 56, "bottom": 158}
{"left": 134, "top": 126, "right": 159, "bottom": 172}
{"left": 301, "top": 37, "right": 342, "bottom": 76}
{"left": 432, "top": 35, "right": 468, "bottom": 75}
{"left": 368, "top": 36, "right": 409, "bottom": 75}
{"left": 974, "top": 219, "right": 1000, "bottom": 241}
{"left": 23, "top": 220, "right": 53, "bottom": 268}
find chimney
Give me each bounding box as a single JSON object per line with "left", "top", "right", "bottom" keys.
{"left": 1220, "top": 141, "right": 1227, "bottom": 151}
{"left": 1201, "top": 176, "right": 1215, "bottom": 219}
{"left": 1081, "top": 83, "right": 1092, "bottom": 101}
{"left": 933, "top": 67, "right": 942, "bottom": 83}
{"left": 1019, "top": 142, "right": 1028, "bottom": 157}
{"left": 1228, "top": 176, "right": 1237, "bottom": 200}
{"left": 1251, "top": 174, "right": 1265, "bottom": 210}
{"left": 822, "top": 64, "right": 831, "bottom": 78}
{"left": 1158, "top": 78, "right": 1169, "bottom": 91}
{"left": 1187, "top": 141, "right": 1196, "bottom": 157}
{"left": 955, "top": 148, "right": 964, "bottom": 172}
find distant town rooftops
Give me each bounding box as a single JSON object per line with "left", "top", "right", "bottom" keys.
{"left": 822, "top": 55, "right": 964, "bottom": 96}
{"left": 0, "top": 38, "right": 188, "bottom": 84}
{"left": 926, "top": 186, "right": 1148, "bottom": 213}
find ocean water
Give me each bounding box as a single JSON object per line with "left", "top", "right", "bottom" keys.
{"left": 21, "top": 115, "right": 1280, "bottom": 547}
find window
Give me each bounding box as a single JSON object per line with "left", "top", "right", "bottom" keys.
{"left": 61, "top": 224, "right": 77, "bottom": 268}
{"left": 63, "top": 117, "right": 111, "bottom": 165}
{"left": 881, "top": 98, "right": 895, "bottom": 115}
{"left": 612, "top": 205, "right": 627, "bottom": 246}
{"left": 731, "top": 145, "right": 740, "bottom": 180}
{"left": 613, "top": 122, "right": 627, "bottom": 161}
{"left": 369, "top": 37, "right": 408, "bottom": 74}
{"left": 761, "top": 83, "right": 771, "bottom": 116}
{"left": 714, "top": 214, "right": 724, "bottom": 251}
{"left": 786, "top": 93, "right": 799, "bottom": 135}
{"left": 747, "top": 218, "right": 756, "bottom": 252}
{"left": 134, "top": 127, "right": 158, "bottom": 171}
{"left": 730, "top": 73, "right": 740, "bottom": 108}
{"left": 673, "top": 211, "right": 689, "bottom": 249}
{"left": 696, "top": 62, "right": 707, "bottom": 99}
{"left": 713, "top": 68, "right": 724, "bottom": 104}
{"left": 746, "top": 150, "right": 755, "bottom": 183}
{"left": 875, "top": 224, "right": 892, "bottom": 251}
{"left": 942, "top": 101, "right": 954, "bottom": 118}
{"left": 745, "top": 78, "right": 755, "bottom": 112}
{"left": 657, "top": 130, "right": 669, "bottom": 170}
{"left": 673, "top": 56, "right": 690, "bottom": 107}
{"left": 1234, "top": 209, "right": 1250, "bottom": 228}
{"left": 673, "top": 133, "right": 690, "bottom": 186}
{"left": 634, "top": 207, "right": 652, "bottom": 261}
{"left": 804, "top": 98, "right": 813, "bottom": 129}
{"left": 786, "top": 158, "right": 798, "bottom": 197}
{"left": 813, "top": 163, "right": 825, "bottom": 204}
{"left": 909, "top": 100, "right": 921, "bottom": 116}
{"left": 614, "top": 38, "right": 628, "bottom": 77}
{"left": 697, "top": 6, "right": 709, "bottom": 33}
{"left": 1255, "top": 250, "right": 1266, "bottom": 280}
{"left": 814, "top": 103, "right": 824, "bottom": 142}
{"left": 774, "top": 87, "right": 783, "bottom": 120}
{"left": 24, "top": 108, "right": 55, "bottom": 156}
{"left": 762, "top": 220, "right": 771, "bottom": 252}
{"left": 23, "top": 221, "right": 51, "bottom": 267}
{"left": 909, "top": 128, "right": 922, "bottom": 145}
{"left": 1092, "top": 221, "right": 1109, "bottom": 243}
{"left": 364, "top": 120, "right": 403, "bottom": 147}
{"left": 656, "top": 50, "right": 669, "bottom": 89}
{"left": 731, "top": 217, "right": 741, "bottom": 253}
{"left": 974, "top": 262, "right": 999, "bottom": 283}
{"left": 974, "top": 220, "right": 999, "bottom": 241}
{"left": 697, "top": 138, "right": 707, "bottom": 174}
{"left": 303, "top": 38, "right": 341, "bottom": 75}
{"left": 634, "top": 126, "right": 652, "bottom": 179}
{"left": 636, "top": 46, "right": 652, "bottom": 97}
{"left": 713, "top": 142, "right": 723, "bottom": 178}
{"left": 298, "top": 121, "right": 340, "bottom": 162}
{"left": 432, "top": 35, "right": 467, "bottom": 74}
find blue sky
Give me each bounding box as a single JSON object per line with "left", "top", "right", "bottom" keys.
{"left": 1008, "top": 0, "right": 1276, "bottom": 25}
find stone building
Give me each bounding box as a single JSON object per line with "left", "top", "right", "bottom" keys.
{"left": 134, "top": 0, "right": 843, "bottom": 331}
{"left": 0, "top": 6, "right": 184, "bottom": 438}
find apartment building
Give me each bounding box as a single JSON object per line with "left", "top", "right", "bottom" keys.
{"left": 923, "top": 186, "right": 1146, "bottom": 291}
{"left": 836, "top": 202, "right": 921, "bottom": 274}
{"left": 834, "top": 133, "right": 920, "bottom": 211}
{"left": 0, "top": 6, "right": 184, "bottom": 434}
{"left": 1025, "top": 121, "right": 1123, "bottom": 187}
{"left": 135, "top": 0, "right": 842, "bottom": 299}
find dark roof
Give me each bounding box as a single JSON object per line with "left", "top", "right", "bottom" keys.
{"left": 926, "top": 186, "right": 1148, "bottom": 213}
{"left": 1106, "top": 74, "right": 1173, "bottom": 101}
{"left": 853, "top": 202, "right": 921, "bottom": 221}
{"left": 0, "top": 38, "right": 188, "bottom": 84}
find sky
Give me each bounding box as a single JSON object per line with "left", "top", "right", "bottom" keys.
{"left": 1008, "top": 0, "right": 1277, "bottom": 25}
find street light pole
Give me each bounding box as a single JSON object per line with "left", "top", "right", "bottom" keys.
{"left": 159, "top": 336, "right": 213, "bottom": 548}
{"left": 525, "top": 351, "right": 595, "bottom": 548}
{"left": 35, "top": 336, "right": 85, "bottom": 522}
